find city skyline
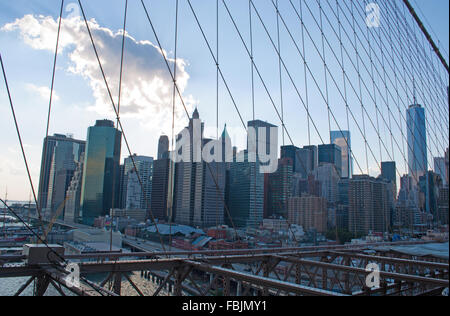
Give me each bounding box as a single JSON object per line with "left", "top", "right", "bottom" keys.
{"left": 0, "top": 0, "right": 448, "bottom": 200}
{"left": 0, "top": 0, "right": 448, "bottom": 298}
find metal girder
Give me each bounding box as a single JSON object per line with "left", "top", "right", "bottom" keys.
{"left": 55, "top": 240, "right": 433, "bottom": 261}
{"left": 274, "top": 256, "right": 449, "bottom": 288}
{"left": 329, "top": 251, "right": 449, "bottom": 271}
{"left": 0, "top": 265, "right": 41, "bottom": 278}
{"left": 1, "top": 240, "right": 447, "bottom": 296}
{"left": 79, "top": 258, "right": 184, "bottom": 274}
{"left": 185, "top": 260, "right": 348, "bottom": 296}
{"left": 14, "top": 276, "right": 35, "bottom": 296}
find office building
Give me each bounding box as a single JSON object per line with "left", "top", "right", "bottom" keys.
{"left": 80, "top": 120, "right": 122, "bottom": 225}
{"left": 173, "top": 109, "right": 225, "bottom": 228}
{"left": 314, "top": 163, "right": 340, "bottom": 205}
{"left": 122, "top": 155, "right": 153, "bottom": 214}
{"left": 348, "top": 175, "right": 390, "bottom": 235}
{"left": 281, "top": 145, "right": 317, "bottom": 178}
{"left": 151, "top": 158, "right": 171, "bottom": 221}
{"left": 331, "top": 130, "right": 352, "bottom": 178}
{"left": 64, "top": 155, "right": 84, "bottom": 223}
{"left": 288, "top": 195, "right": 328, "bottom": 233}
{"left": 438, "top": 186, "right": 449, "bottom": 225}
{"left": 158, "top": 135, "right": 170, "bottom": 160}
{"left": 37, "top": 134, "right": 85, "bottom": 218}
{"left": 434, "top": 157, "right": 447, "bottom": 186}
{"left": 381, "top": 161, "right": 397, "bottom": 201}
{"left": 318, "top": 144, "right": 342, "bottom": 177}
{"left": 228, "top": 151, "right": 264, "bottom": 228}
{"left": 247, "top": 120, "right": 277, "bottom": 162}
{"left": 407, "top": 104, "right": 427, "bottom": 184}
{"left": 267, "top": 158, "right": 293, "bottom": 218}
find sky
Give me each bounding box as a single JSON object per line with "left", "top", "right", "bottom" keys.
{"left": 1, "top": 0, "right": 449, "bottom": 201}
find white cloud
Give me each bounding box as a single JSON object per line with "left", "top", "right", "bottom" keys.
{"left": 2, "top": 14, "right": 195, "bottom": 135}
{"left": 26, "top": 83, "right": 60, "bottom": 101}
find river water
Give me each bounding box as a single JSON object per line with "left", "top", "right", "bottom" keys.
{"left": 0, "top": 219, "right": 166, "bottom": 296}
{"left": 0, "top": 272, "right": 167, "bottom": 296}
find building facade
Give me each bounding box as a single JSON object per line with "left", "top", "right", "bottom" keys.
{"left": 318, "top": 144, "right": 342, "bottom": 177}
{"left": 288, "top": 195, "right": 328, "bottom": 233}
{"left": 407, "top": 104, "right": 427, "bottom": 184}
{"left": 228, "top": 151, "right": 264, "bottom": 229}
{"left": 330, "top": 130, "right": 352, "bottom": 178}
{"left": 122, "top": 155, "right": 153, "bottom": 214}
{"left": 267, "top": 158, "right": 293, "bottom": 218}
{"left": 37, "top": 134, "right": 85, "bottom": 219}
{"left": 80, "top": 120, "right": 122, "bottom": 225}
{"left": 348, "top": 175, "right": 390, "bottom": 235}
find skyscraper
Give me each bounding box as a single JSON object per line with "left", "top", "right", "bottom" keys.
{"left": 318, "top": 144, "right": 342, "bottom": 177}
{"left": 193, "top": 142, "right": 226, "bottom": 228}
{"left": 228, "top": 150, "right": 264, "bottom": 228}
{"left": 314, "top": 163, "right": 340, "bottom": 205}
{"left": 281, "top": 145, "right": 317, "bottom": 178}
{"left": 348, "top": 175, "right": 390, "bottom": 235}
{"left": 173, "top": 109, "right": 225, "bottom": 228}
{"left": 151, "top": 157, "right": 171, "bottom": 221}
{"left": 407, "top": 104, "right": 427, "bottom": 184}
{"left": 247, "top": 120, "right": 277, "bottom": 161}
{"left": 394, "top": 175, "right": 421, "bottom": 230}
{"left": 122, "top": 155, "right": 153, "bottom": 213}
{"left": 267, "top": 157, "right": 293, "bottom": 218}
{"left": 288, "top": 195, "right": 328, "bottom": 233}
{"left": 381, "top": 161, "right": 397, "bottom": 199}
{"left": 158, "top": 135, "right": 169, "bottom": 160}
{"left": 37, "top": 134, "right": 85, "bottom": 218}
{"left": 381, "top": 161, "right": 396, "bottom": 184}
{"left": 330, "top": 131, "right": 352, "bottom": 178}
{"left": 64, "top": 155, "right": 84, "bottom": 223}
{"left": 434, "top": 157, "right": 447, "bottom": 186}
{"left": 173, "top": 109, "right": 203, "bottom": 226}
{"left": 80, "top": 120, "right": 122, "bottom": 225}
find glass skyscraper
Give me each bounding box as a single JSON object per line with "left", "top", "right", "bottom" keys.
{"left": 407, "top": 104, "right": 427, "bottom": 184}
{"left": 80, "top": 120, "right": 122, "bottom": 225}
{"left": 280, "top": 145, "right": 317, "bottom": 179}
{"left": 122, "top": 155, "right": 153, "bottom": 212}
{"left": 330, "top": 131, "right": 352, "bottom": 178}
{"left": 318, "top": 144, "right": 342, "bottom": 177}
{"left": 228, "top": 150, "right": 264, "bottom": 229}
{"left": 37, "top": 134, "right": 85, "bottom": 218}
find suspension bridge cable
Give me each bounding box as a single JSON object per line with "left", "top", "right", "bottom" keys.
{"left": 0, "top": 54, "right": 46, "bottom": 238}
{"left": 249, "top": 0, "right": 255, "bottom": 121}
{"left": 349, "top": 0, "right": 449, "bottom": 174}
{"left": 386, "top": 0, "right": 449, "bottom": 144}
{"left": 299, "top": 0, "right": 311, "bottom": 146}
{"left": 286, "top": 0, "right": 428, "bottom": 189}
{"left": 275, "top": 0, "right": 285, "bottom": 146}
{"left": 402, "top": 0, "right": 449, "bottom": 74}
{"left": 110, "top": 0, "right": 128, "bottom": 253}
{"left": 168, "top": 0, "right": 179, "bottom": 254}
{"left": 142, "top": 0, "right": 242, "bottom": 240}
{"left": 188, "top": 0, "right": 305, "bottom": 242}
{"left": 77, "top": 0, "right": 168, "bottom": 255}
{"left": 322, "top": 0, "right": 446, "bottom": 181}
{"left": 39, "top": 0, "right": 66, "bottom": 242}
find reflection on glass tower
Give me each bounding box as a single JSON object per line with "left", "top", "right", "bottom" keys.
{"left": 330, "top": 131, "right": 352, "bottom": 178}
{"left": 80, "top": 120, "right": 122, "bottom": 225}
{"left": 37, "top": 134, "right": 85, "bottom": 218}
{"left": 407, "top": 104, "right": 427, "bottom": 185}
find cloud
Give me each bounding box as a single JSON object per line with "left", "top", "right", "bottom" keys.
{"left": 26, "top": 83, "right": 60, "bottom": 101}
{"left": 2, "top": 14, "right": 195, "bottom": 134}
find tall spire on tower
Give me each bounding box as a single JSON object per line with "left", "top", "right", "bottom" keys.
{"left": 193, "top": 107, "right": 199, "bottom": 119}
